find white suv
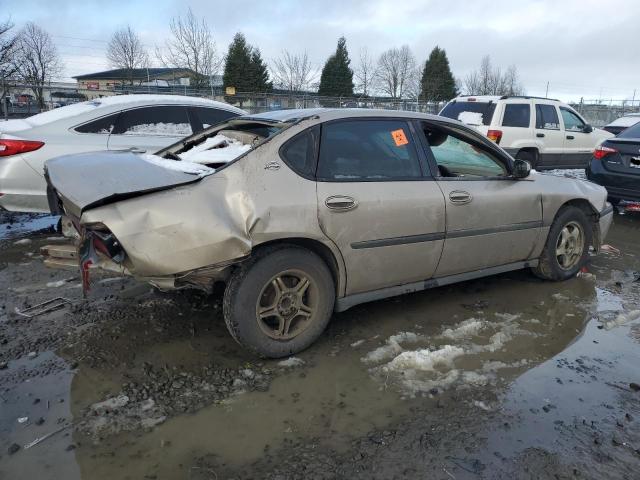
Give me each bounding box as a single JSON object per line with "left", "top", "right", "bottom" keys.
{"left": 439, "top": 95, "right": 613, "bottom": 169}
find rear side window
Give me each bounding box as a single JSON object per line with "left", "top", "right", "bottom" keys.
{"left": 317, "top": 120, "right": 422, "bottom": 181}
{"left": 440, "top": 101, "right": 496, "bottom": 126}
{"left": 74, "top": 113, "right": 119, "bottom": 134}
{"left": 280, "top": 126, "right": 319, "bottom": 178}
{"left": 502, "top": 104, "right": 530, "bottom": 128}
{"left": 191, "top": 107, "right": 239, "bottom": 131}
{"left": 535, "top": 104, "right": 560, "bottom": 130}
{"left": 113, "top": 106, "right": 192, "bottom": 136}
{"left": 617, "top": 121, "right": 640, "bottom": 138}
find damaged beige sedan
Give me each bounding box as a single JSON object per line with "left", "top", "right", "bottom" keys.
{"left": 43, "top": 109, "right": 614, "bottom": 357}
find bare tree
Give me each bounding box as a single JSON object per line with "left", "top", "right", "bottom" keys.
{"left": 1, "top": 19, "right": 19, "bottom": 116}
{"left": 354, "top": 47, "right": 376, "bottom": 96}
{"left": 107, "top": 25, "right": 148, "bottom": 85}
{"left": 156, "top": 8, "right": 220, "bottom": 89}
{"left": 463, "top": 55, "right": 524, "bottom": 96}
{"left": 270, "top": 50, "right": 316, "bottom": 93}
{"left": 375, "top": 45, "right": 416, "bottom": 99}
{"left": 15, "top": 22, "right": 62, "bottom": 109}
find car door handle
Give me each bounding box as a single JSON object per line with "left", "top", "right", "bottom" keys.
{"left": 325, "top": 195, "right": 358, "bottom": 211}
{"left": 536, "top": 133, "right": 545, "bottom": 138}
{"left": 449, "top": 190, "right": 472, "bottom": 205}
{"left": 566, "top": 135, "right": 574, "bottom": 140}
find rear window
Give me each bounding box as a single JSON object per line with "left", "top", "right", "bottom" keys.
{"left": 439, "top": 101, "right": 496, "bottom": 126}
{"left": 617, "top": 121, "right": 640, "bottom": 138}
{"left": 502, "top": 104, "right": 530, "bottom": 128}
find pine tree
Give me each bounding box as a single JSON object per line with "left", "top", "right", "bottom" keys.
{"left": 419, "top": 46, "right": 457, "bottom": 102}
{"left": 223, "top": 32, "right": 253, "bottom": 92}
{"left": 248, "top": 48, "right": 272, "bottom": 92}
{"left": 318, "top": 36, "right": 354, "bottom": 97}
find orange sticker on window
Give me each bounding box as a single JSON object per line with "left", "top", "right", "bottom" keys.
{"left": 391, "top": 129, "right": 409, "bottom": 146}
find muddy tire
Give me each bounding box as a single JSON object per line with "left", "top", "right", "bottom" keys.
{"left": 223, "top": 246, "right": 335, "bottom": 358}
{"left": 532, "top": 206, "right": 593, "bottom": 281}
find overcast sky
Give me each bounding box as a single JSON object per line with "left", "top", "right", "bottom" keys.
{"left": 5, "top": 0, "right": 639, "bottom": 101}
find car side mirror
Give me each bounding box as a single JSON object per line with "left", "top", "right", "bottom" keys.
{"left": 583, "top": 124, "right": 593, "bottom": 133}
{"left": 512, "top": 159, "right": 531, "bottom": 179}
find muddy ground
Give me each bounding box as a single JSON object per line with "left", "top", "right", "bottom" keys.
{"left": 1, "top": 196, "right": 640, "bottom": 479}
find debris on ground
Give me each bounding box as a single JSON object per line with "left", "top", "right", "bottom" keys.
{"left": 14, "top": 297, "right": 73, "bottom": 318}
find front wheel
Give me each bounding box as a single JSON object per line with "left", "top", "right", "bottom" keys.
{"left": 532, "top": 206, "right": 593, "bottom": 281}
{"left": 223, "top": 246, "right": 335, "bottom": 358}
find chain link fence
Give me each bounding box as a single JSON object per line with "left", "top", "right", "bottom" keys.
{"left": 2, "top": 82, "right": 639, "bottom": 128}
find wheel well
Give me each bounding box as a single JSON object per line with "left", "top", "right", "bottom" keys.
{"left": 556, "top": 199, "right": 601, "bottom": 248}
{"left": 516, "top": 147, "right": 539, "bottom": 160}
{"left": 252, "top": 238, "right": 342, "bottom": 294}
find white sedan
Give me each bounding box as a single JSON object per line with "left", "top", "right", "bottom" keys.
{"left": 0, "top": 94, "right": 245, "bottom": 212}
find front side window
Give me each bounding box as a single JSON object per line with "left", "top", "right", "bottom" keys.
{"left": 560, "top": 108, "right": 585, "bottom": 132}
{"left": 535, "top": 104, "right": 560, "bottom": 130}
{"left": 424, "top": 126, "right": 507, "bottom": 178}
{"left": 502, "top": 104, "right": 530, "bottom": 128}
{"left": 74, "top": 113, "right": 119, "bottom": 134}
{"left": 317, "top": 120, "right": 422, "bottom": 181}
{"left": 113, "top": 106, "right": 192, "bottom": 136}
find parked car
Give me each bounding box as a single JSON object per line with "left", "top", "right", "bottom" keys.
{"left": 587, "top": 120, "right": 640, "bottom": 204}
{"left": 439, "top": 95, "right": 612, "bottom": 169}
{"left": 0, "top": 94, "right": 245, "bottom": 213}
{"left": 602, "top": 113, "right": 640, "bottom": 136}
{"left": 43, "top": 109, "right": 613, "bottom": 357}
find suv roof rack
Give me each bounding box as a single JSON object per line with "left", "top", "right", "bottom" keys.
{"left": 498, "top": 95, "right": 560, "bottom": 102}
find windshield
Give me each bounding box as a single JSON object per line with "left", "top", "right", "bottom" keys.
{"left": 440, "top": 101, "right": 496, "bottom": 126}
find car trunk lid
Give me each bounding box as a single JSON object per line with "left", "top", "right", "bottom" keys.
{"left": 602, "top": 138, "right": 640, "bottom": 176}
{"left": 46, "top": 150, "right": 214, "bottom": 218}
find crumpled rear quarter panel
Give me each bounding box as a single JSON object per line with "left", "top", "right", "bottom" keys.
{"left": 80, "top": 129, "right": 337, "bottom": 281}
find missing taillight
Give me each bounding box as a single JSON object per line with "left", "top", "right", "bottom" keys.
{"left": 0, "top": 139, "right": 44, "bottom": 157}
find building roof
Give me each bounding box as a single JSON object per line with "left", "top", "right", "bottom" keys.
{"left": 73, "top": 68, "right": 197, "bottom": 81}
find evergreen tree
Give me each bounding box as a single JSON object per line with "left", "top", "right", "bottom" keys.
{"left": 223, "top": 32, "right": 272, "bottom": 94}
{"left": 223, "top": 32, "right": 253, "bottom": 92}
{"left": 248, "top": 48, "right": 272, "bottom": 92}
{"left": 318, "top": 36, "right": 354, "bottom": 97}
{"left": 419, "top": 46, "right": 457, "bottom": 102}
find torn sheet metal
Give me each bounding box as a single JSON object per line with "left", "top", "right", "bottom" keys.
{"left": 15, "top": 297, "right": 72, "bottom": 318}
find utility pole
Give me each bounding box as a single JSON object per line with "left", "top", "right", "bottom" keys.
{"left": 545, "top": 81, "right": 549, "bottom": 98}
{"left": 632, "top": 89, "right": 637, "bottom": 110}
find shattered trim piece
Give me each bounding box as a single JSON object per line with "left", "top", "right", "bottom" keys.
{"left": 15, "top": 297, "right": 72, "bottom": 318}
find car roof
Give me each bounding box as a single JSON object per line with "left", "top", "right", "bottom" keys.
{"left": 241, "top": 108, "right": 458, "bottom": 125}
{"left": 18, "top": 94, "right": 245, "bottom": 130}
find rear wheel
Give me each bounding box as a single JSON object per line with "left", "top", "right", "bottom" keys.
{"left": 532, "top": 206, "right": 592, "bottom": 281}
{"left": 223, "top": 246, "right": 335, "bottom": 358}
{"left": 516, "top": 150, "right": 538, "bottom": 169}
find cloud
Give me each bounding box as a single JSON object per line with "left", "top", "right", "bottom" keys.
{"left": 8, "top": 0, "right": 640, "bottom": 100}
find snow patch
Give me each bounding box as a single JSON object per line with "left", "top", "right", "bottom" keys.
{"left": 13, "top": 238, "right": 32, "bottom": 246}
{"left": 139, "top": 154, "right": 214, "bottom": 176}
{"left": 441, "top": 318, "right": 485, "bottom": 340}
{"left": 178, "top": 134, "right": 251, "bottom": 164}
{"left": 277, "top": 357, "right": 305, "bottom": 368}
{"left": 458, "top": 111, "right": 484, "bottom": 126}
{"left": 123, "top": 122, "right": 192, "bottom": 136}
{"left": 362, "top": 332, "right": 421, "bottom": 364}
{"left": 383, "top": 345, "right": 464, "bottom": 373}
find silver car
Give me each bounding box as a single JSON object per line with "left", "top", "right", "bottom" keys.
{"left": 0, "top": 94, "right": 245, "bottom": 212}
{"left": 43, "top": 109, "right": 614, "bottom": 357}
